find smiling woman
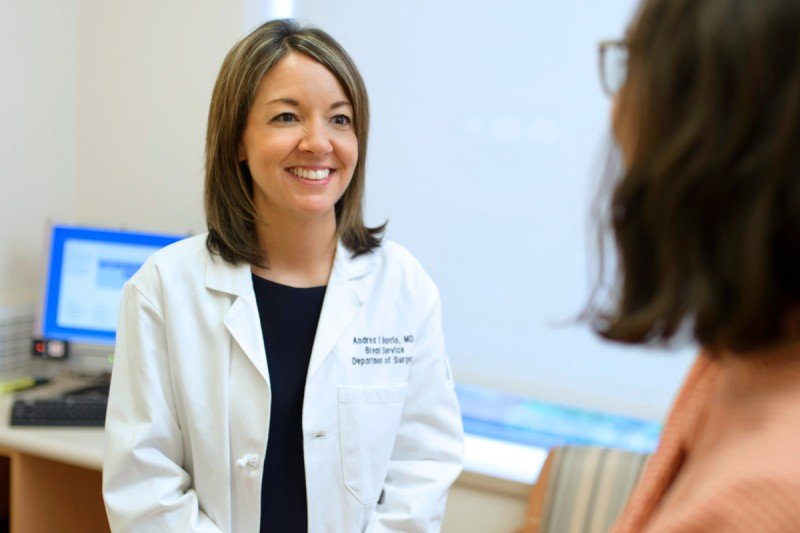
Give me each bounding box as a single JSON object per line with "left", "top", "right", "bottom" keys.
{"left": 238, "top": 53, "right": 359, "bottom": 236}
{"left": 102, "top": 19, "right": 464, "bottom": 533}
{"left": 205, "top": 20, "right": 380, "bottom": 270}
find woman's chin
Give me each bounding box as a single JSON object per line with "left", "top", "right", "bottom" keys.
{"left": 287, "top": 202, "right": 338, "bottom": 222}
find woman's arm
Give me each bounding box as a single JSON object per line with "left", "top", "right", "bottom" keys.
{"left": 367, "top": 284, "right": 465, "bottom": 532}
{"left": 103, "top": 281, "right": 222, "bottom": 532}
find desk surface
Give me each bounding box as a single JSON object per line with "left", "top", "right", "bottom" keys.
{"left": 0, "top": 378, "right": 104, "bottom": 470}
{"left": 0, "top": 378, "right": 545, "bottom": 493}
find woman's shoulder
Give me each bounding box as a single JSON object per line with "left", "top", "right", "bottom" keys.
{"left": 344, "top": 240, "right": 441, "bottom": 311}
{"left": 374, "top": 239, "right": 422, "bottom": 267}
{"left": 150, "top": 232, "right": 209, "bottom": 259}
{"left": 128, "top": 233, "right": 212, "bottom": 290}
{"left": 717, "top": 389, "right": 800, "bottom": 478}
{"left": 621, "top": 387, "right": 800, "bottom": 532}
{"left": 367, "top": 240, "right": 437, "bottom": 287}
{"left": 140, "top": 232, "right": 209, "bottom": 269}
{"left": 680, "top": 359, "right": 800, "bottom": 525}
{"left": 682, "top": 460, "right": 800, "bottom": 530}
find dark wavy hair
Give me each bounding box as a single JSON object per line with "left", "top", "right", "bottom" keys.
{"left": 204, "top": 19, "right": 384, "bottom": 267}
{"left": 587, "top": 0, "right": 800, "bottom": 352}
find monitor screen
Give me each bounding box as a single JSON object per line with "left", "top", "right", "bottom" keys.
{"left": 40, "top": 225, "right": 185, "bottom": 345}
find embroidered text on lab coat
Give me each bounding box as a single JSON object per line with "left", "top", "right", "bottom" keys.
{"left": 352, "top": 335, "right": 414, "bottom": 366}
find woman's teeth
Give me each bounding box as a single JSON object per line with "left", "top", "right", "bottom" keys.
{"left": 289, "top": 168, "right": 331, "bottom": 180}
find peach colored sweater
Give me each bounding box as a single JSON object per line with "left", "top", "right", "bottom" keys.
{"left": 613, "top": 350, "right": 800, "bottom": 532}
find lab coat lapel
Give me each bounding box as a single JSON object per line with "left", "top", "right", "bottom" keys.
{"left": 224, "top": 293, "right": 268, "bottom": 384}
{"left": 307, "top": 242, "right": 374, "bottom": 380}
{"left": 205, "top": 255, "right": 269, "bottom": 384}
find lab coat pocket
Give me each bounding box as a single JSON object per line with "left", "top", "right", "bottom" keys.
{"left": 338, "top": 385, "right": 408, "bottom": 505}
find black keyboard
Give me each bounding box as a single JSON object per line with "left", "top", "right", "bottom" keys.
{"left": 11, "top": 394, "right": 107, "bottom": 427}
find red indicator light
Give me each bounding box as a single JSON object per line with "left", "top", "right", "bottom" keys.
{"left": 35, "top": 342, "right": 45, "bottom": 353}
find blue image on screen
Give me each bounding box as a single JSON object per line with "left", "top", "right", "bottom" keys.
{"left": 96, "top": 260, "right": 145, "bottom": 290}
{"left": 41, "top": 225, "right": 185, "bottom": 344}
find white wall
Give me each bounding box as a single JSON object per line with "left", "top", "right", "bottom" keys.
{"left": 1, "top": 1, "right": 247, "bottom": 305}
{"left": 294, "top": 0, "right": 695, "bottom": 422}
{"left": 73, "top": 0, "right": 246, "bottom": 235}
{"left": 0, "top": 1, "right": 79, "bottom": 306}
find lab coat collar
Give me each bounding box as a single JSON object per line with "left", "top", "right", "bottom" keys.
{"left": 203, "top": 240, "right": 376, "bottom": 296}
{"left": 204, "top": 254, "right": 252, "bottom": 296}
{"left": 204, "top": 240, "right": 377, "bottom": 382}
{"left": 332, "top": 240, "right": 376, "bottom": 283}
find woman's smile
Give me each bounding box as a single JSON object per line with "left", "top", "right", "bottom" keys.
{"left": 286, "top": 166, "right": 335, "bottom": 186}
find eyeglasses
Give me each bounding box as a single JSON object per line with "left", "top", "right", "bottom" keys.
{"left": 598, "top": 40, "right": 629, "bottom": 97}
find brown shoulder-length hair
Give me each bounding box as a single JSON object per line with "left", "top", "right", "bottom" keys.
{"left": 204, "top": 19, "right": 384, "bottom": 266}
{"left": 587, "top": 0, "right": 800, "bottom": 352}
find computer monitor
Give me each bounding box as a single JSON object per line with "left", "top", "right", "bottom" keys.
{"left": 36, "top": 224, "right": 184, "bottom": 353}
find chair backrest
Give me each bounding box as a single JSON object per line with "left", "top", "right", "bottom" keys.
{"left": 520, "top": 446, "right": 650, "bottom": 533}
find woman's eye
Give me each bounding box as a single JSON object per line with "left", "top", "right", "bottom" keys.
{"left": 272, "top": 112, "right": 297, "bottom": 123}
{"left": 332, "top": 114, "right": 353, "bottom": 126}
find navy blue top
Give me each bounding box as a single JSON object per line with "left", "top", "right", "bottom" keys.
{"left": 252, "top": 274, "right": 326, "bottom": 533}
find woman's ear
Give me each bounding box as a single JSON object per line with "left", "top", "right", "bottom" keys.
{"left": 238, "top": 143, "right": 246, "bottom": 162}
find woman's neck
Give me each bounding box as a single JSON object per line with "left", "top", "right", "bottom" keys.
{"left": 715, "top": 340, "right": 800, "bottom": 400}
{"left": 252, "top": 212, "right": 337, "bottom": 288}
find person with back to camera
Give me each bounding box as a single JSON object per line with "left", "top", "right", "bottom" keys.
{"left": 102, "top": 19, "right": 464, "bottom": 532}
{"left": 586, "top": 0, "right": 800, "bottom": 530}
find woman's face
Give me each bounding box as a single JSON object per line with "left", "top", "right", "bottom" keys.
{"left": 238, "top": 52, "right": 358, "bottom": 224}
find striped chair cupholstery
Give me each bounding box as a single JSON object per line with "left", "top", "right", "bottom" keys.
{"left": 520, "top": 446, "right": 650, "bottom": 533}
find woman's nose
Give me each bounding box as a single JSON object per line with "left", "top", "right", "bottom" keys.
{"left": 298, "top": 121, "right": 333, "bottom": 155}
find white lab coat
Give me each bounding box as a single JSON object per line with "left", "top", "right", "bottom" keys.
{"left": 102, "top": 234, "right": 464, "bottom": 533}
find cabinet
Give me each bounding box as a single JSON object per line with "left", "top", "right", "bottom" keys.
{"left": 0, "top": 396, "right": 108, "bottom": 532}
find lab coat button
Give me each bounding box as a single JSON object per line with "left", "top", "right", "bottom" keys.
{"left": 236, "top": 454, "right": 259, "bottom": 469}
